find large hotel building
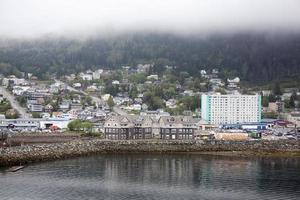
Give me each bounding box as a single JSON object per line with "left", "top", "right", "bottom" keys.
{"left": 201, "top": 94, "right": 262, "bottom": 125}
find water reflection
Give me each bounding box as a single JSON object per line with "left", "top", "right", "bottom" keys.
{"left": 0, "top": 154, "right": 299, "bottom": 200}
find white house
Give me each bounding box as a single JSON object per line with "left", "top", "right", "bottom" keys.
{"left": 92, "top": 69, "right": 103, "bottom": 80}
{"left": 112, "top": 80, "right": 120, "bottom": 85}
{"left": 79, "top": 73, "right": 93, "bottom": 81}
{"left": 147, "top": 75, "right": 158, "bottom": 80}
{"left": 73, "top": 82, "right": 82, "bottom": 88}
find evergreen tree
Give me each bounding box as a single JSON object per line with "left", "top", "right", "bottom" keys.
{"left": 272, "top": 82, "right": 282, "bottom": 96}
{"left": 107, "top": 96, "right": 115, "bottom": 109}
{"left": 289, "top": 92, "right": 297, "bottom": 108}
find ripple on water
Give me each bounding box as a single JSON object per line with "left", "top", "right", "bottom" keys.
{"left": 0, "top": 154, "right": 299, "bottom": 200}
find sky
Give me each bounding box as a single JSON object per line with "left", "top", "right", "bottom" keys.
{"left": 1, "top": 0, "right": 300, "bottom": 38}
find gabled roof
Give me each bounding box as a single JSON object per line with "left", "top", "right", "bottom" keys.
{"left": 159, "top": 116, "right": 196, "bottom": 124}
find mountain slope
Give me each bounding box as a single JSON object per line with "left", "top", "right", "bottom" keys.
{"left": 0, "top": 33, "right": 300, "bottom": 83}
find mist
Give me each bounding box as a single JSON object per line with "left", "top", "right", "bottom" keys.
{"left": 1, "top": 0, "right": 300, "bottom": 39}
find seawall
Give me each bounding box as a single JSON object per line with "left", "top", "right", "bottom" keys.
{"left": 1, "top": 140, "right": 300, "bottom": 167}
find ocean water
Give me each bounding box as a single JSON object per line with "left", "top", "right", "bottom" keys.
{"left": 0, "top": 154, "right": 299, "bottom": 200}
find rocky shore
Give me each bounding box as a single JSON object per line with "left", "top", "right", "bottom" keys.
{"left": 1, "top": 139, "right": 300, "bottom": 167}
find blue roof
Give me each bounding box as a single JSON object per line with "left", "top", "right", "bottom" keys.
{"left": 261, "top": 118, "right": 278, "bottom": 123}
{"left": 221, "top": 122, "right": 269, "bottom": 126}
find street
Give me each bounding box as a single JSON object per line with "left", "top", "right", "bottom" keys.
{"left": 0, "top": 86, "right": 31, "bottom": 118}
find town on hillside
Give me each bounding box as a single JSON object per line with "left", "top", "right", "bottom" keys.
{"left": 0, "top": 64, "right": 299, "bottom": 144}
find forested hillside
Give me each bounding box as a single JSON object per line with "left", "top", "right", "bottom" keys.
{"left": 0, "top": 33, "right": 300, "bottom": 84}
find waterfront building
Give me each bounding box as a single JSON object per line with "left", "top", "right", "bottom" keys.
{"left": 158, "top": 116, "right": 198, "bottom": 140}
{"left": 104, "top": 115, "right": 153, "bottom": 140}
{"left": 201, "top": 94, "right": 261, "bottom": 125}
{"left": 0, "top": 118, "right": 72, "bottom": 131}
{"left": 104, "top": 115, "right": 198, "bottom": 140}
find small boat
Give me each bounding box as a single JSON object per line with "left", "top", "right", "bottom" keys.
{"left": 7, "top": 166, "right": 25, "bottom": 172}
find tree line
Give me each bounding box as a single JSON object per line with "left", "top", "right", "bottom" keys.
{"left": 0, "top": 33, "right": 300, "bottom": 84}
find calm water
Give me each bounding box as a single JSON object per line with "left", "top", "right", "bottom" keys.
{"left": 0, "top": 154, "right": 300, "bottom": 200}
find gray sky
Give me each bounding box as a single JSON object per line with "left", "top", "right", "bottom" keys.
{"left": 1, "top": 0, "right": 300, "bottom": 38}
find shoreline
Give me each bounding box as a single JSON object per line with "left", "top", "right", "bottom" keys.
{"left": 1, "top": 139, "right": 300, "bottom": 167}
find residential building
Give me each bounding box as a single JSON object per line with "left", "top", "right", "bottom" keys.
{"left": 0, "top": 118, "right": 41, "bottom": 131}
{"left": 201, "top": 94, "right": 262, "bottom": 124}
{"left": 2, "top": 77, "right": 27, "bottom": 87}
{"left": 79, "top": 73, "right": 93, "bottom": 81}
{"left": 147, "top": 75, "right": 158, "bottom": 80}
{"left": 140, "top": 110, "right": 170, "bottom": 119}
{"left": 104, "top": 115, "right": 153, "bottom": 140}
{"left": 158, "top": 116, "right": 198, "bottom": 140}
{"left": 70, "top": 103, "right": 83, "bottom": 110}
{"left": 73, "top": 83, "right": 82, "bottom": 88}
{"left": 44, "top": 104, "right": 53, "bottom": 113}
{"left": 29, "top": 103, "right": 43, "bottom": 112}
{"left": 166, "top": 99, "right": 177, "bottom": 109}
{"left": 137, "top": 64, "right": 152, "bottom": 73}
{"left": 112, "top": 80, "right": 120, "bottom": 85}
{"left": 92, "top": 69, "right": 103, "bottom": 80}
{"left": 261, "top": 90, "right": 271, "bottom": 96}
{"left": 59, "top": 100, "right": 71, "bottom": 112}
{"left": 268, "top": 101, "right": 285, "bottom": 113}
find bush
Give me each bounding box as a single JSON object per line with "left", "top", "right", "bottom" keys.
{"left": 80, "top": 132, "right": 103, "bottom": 138}
{"left": 31, "top": 112, "right": 41, "bottom": 118}
{"left": 68, "top": 119, "right": 92, "bottom": 131}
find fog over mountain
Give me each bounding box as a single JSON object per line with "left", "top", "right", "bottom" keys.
{"left": 1, "top": 0, "right": 300, "bottom": 38}
{"left": 1, "top": 0, "right": 300, "bottom": 84}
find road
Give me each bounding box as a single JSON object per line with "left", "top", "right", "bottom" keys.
{"left": 0, "top": 86, "right": 31, "bottom": 118}
{"left": 55, "top": 79, "right": 127, "bottom": 115}
{"left": 112, "top": 105, "right": 127, "bottom": 115}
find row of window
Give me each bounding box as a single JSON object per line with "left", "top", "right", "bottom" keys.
{"left": 161, "top": 129, "right": 194, "bottom": 134}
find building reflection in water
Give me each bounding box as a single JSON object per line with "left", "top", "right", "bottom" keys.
{"left": 0, "top": 154, "right": 299, "bottom": 200}
{"left": 101, "top": 154, "right": 300, "bottom": 197}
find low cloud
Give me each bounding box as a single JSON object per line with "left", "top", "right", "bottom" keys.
{"left": 0, "top": 0, "right": 300, "bottom": 38}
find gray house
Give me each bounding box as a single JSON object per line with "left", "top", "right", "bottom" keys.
{"left": 104, "top": 115, "right": 153, "bottom": 140}
{"left": 159, "top": 116, "right": 198, "bottom": 140}
{"left": 104, "top": 115, "right": 198, "bottom": 140}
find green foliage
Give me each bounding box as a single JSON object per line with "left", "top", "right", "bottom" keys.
{"left": 166, "top": 105, "right": 185, "bottom": 115}
{"left": 129, "top": 86, "right": 138, "bottom": 99}
{"left": 5, "top": 110, "right": 19, "bottom": 119}
{"left": 0, "top": 100, "right": 12, "bottom": 113}
{"left": 272, "top": 82, "right": 282, "bottom": 96}
{"left": 288, "top": 92, "right": 297, "bottom": 108}
{"left": 178, "top": 71, "right": 190, "bottom": 85}
{"left": 0, "top": 63, "right": 22, "bottom": 77}
{"left": 80, "top": 132, "right": 103, "bottom": 138}
{"left": 163, "top": 87, "right": 176, "bottom": 99}
{"left": 215, "top": 88, "right": 227, "bottom": 94}
{"left": 165, "top": 73, "right": 177, "bottom": 84}
{"left": 31, "top": 112, "right": 41, "bottom": 118}
{"left": 107, "top": 96, "right": 115, "bottom": 108}
{"left": 143, "top": 92, "right": 164, "bottom": 110}
{"left": 81, "top": 96, "right": 93, "bottom": 107}
{"left": 262, "top": 111, "right": 278, "bottom": 119}
{"left": 16, "top": 96, "right": 27, "bottom": 107}
{"left": 129, "top": 73, "right": 147, "bottom": 84}
{"left": 1, "top": 34, "right": 300, "bottom": 83}
{"left": 268, "top": 94, "right": 277, "bottom": 103}
{"left": 262, "top": 95, "right": 269, "bottom": 107}
{"left": 68, "top": 119, "right": 92, "bottom": 131}
{"left": 104, "top": 84, "right": 119, "bottom": 96}
{"left": 178, "top": 95, "right": 201, "bottom": 111}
